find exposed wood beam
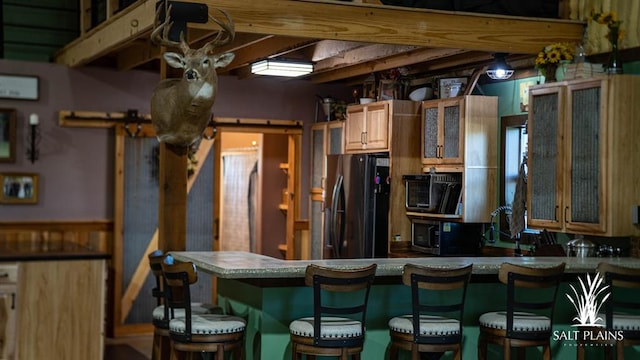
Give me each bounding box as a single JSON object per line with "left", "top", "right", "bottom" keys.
{"left": 311, "top": 47, "right": 469, "bottom": 83}
{"left": 223, "top": 36, "right": 318, "bottom": 71}
{"left": 191, "top": 0, "right": 584, "bottom": 53}
{"left": 55, "top": 0, "right": 584, "bottom": 68}
{"left": 314, "top": 43, "right": 421, "bottom": 71}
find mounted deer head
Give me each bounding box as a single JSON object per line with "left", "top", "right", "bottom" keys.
{"left": 150, "top": 3, "right": 235, "bottom": 147}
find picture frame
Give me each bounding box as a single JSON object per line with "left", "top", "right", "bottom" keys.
{"left": 378, "top": 79, "right": 397, "bottom": 100}
{"left": 0, "top": 172, "right": 39, "bottom": 204}
{"left": 438, "top": 77, "right": 469, "bottom": 99}
{"left": 0, "top": 108, "right": 16, "bottom": 163}
{"left": 362, "top": 78, "right": 376, "bottom": 99}
{"left": 0, "top": 74, "right": 40, "bottom": 100}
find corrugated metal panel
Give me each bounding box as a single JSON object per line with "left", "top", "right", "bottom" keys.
{"left": 530, "top": 93, "right": 559, "bottom": 221}
{"left": 570, "top": 86, "right": 600, "bottom": 223}
{"left": 123, "top": 138, "right": 159, "bottom": 324}
{"left": 186, "top": 146, "right": 214, "bottom": 301}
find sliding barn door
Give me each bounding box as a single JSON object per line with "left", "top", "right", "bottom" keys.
{"left": 112, "top": 125, "right": 215, "bottom": 336}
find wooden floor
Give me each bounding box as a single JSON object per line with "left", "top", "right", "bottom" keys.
{"left": 104, "top": 334, "right": 152, "bottom": 360}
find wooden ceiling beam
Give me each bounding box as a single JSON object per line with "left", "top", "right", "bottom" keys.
{"left": 310, "top": 47, "right": 469, "bottom": 83}
{"left": 55, "top": 0, "right": 584, "bottom": 68}
{"left": 191, "top": 0, "right": 584, "bottom": 53}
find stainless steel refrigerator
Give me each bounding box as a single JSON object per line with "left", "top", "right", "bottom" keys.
{"left": 324, "top": 153, "right": 390, "bottom": 258}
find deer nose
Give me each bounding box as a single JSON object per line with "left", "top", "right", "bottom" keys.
{"left": 185, "top": 70, "right": 197, "bottom": 80}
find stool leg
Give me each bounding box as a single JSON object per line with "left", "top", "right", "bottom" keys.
{"left": 616, "top": 342, "right": 624, "bottom": 360}
{"left": 478, "top": 333, "right": 487, "bottom": 360}
{"left": 577, "top": 345, "right": 585, "bottom": 360}
{"left": 502, "top": 339, "right": 511, "bottom": 360}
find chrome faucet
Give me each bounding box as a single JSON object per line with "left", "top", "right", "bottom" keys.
{"left": 487, "top": 205, "right": 523, "bottom": 256}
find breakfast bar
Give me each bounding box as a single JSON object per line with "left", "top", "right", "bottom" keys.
{"left": 170, "top": 251, "right": 640, "bottom": 359}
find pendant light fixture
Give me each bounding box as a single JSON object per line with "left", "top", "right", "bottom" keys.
{"left": 486, "top": 53, "right": 514, "bottom": 80}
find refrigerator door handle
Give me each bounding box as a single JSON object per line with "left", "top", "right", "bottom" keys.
{"left": 330, "top": 175, "right": 345, "bottom": 258}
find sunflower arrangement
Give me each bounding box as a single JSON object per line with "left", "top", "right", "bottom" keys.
{"left": 590, "top": 10, "right": 624, "bottom": 43}
{"left": 535, "top": 43, "right": 575, "bottom": 76}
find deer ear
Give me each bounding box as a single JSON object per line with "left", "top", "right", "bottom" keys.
{"left": 213, "top": 52, "right": 235, "bottom": 69}
{"left": 163, "top": 52, "right": 185, "bottom": 69}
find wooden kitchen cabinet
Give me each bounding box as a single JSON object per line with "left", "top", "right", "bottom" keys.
{"left": 0, "top": 264, "right": 17, "bottom": 360}
{"left": 421, "top": 95, "right": 497, "bottom": 166}
{"left": 412, "top": 95, "right": 498, "bottom": 223}
{"left": 345, "top": 100, "right": 417, "bottom": 153}
{"left": 527, "top": 75, "right": 640, "bottom": 237}
{"left": 309, "top": 121, "right": 343, "bottom": 259}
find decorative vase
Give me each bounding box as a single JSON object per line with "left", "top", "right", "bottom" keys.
{"left": 555, "top": 60, "right": 571, "bottom": 82}
{"left": 607, "top": 26, "right": 623, "bottom": 74}
{"left": 543, "top": 63, "right": 558, "bottom": 82}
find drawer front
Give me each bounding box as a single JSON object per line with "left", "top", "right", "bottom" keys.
{"left": 0, "top": 264, "right": 18, "bottom": 284}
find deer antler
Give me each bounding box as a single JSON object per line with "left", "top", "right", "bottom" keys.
{"left": 150, "top": 3, "right": 190, "bottom": 54}
{"left": 202, "top": 8, "right": 235, "bottom": 54}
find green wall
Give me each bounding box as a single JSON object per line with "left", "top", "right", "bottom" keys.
{"left": 476, "top": 63, "right": 640, "bottom": 251}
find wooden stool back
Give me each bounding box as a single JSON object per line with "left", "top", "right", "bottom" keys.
{"left": 389, "top": 263, "right": 472, "bottom": 360}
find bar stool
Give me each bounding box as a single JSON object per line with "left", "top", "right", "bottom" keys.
{"left": 148, "top": 251, "right": 223, "bottom": 360}
{"left": 575, "top": 262, "right": 640, "bottom": 360}
{"left": 289, "top": 263, "right": 377, "bottom": 360}
{"left": 161, "top": 257, "right": 246, "bottom": 360}
{"left": 478, "top": 262, "right": 565, "bottom": 360}
{"left": 388, "top": 263, "right": 473, "bottom": 360}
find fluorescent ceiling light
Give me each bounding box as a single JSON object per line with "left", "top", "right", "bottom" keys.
{"left": 251, "top": 59, "right": 314, "bottom": 77}
{"left": 486, "top": 53, "right": 514, "bottom": 80}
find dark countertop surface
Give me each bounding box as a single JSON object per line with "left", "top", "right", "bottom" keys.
{"left": 0, "top": 240, "right": 110, "bottom": 262}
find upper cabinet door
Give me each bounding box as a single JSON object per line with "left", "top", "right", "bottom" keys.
{"left": 564, "top": 80, "right": 606, "bottom": 234}
{"left": 344, "top": 102, "right": 390, "bottom": 153}
{"left": 345, "top": 106, "right": 366, "bottom": 152}
{"left": 527, "top": 86, "right": 564, "bottom": 231}
{"left": 421, "top": 98, "right": 464, "bottom": 166}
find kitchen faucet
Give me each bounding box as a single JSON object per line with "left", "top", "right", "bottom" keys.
{"left": 487, "top": 205, "right": 523, "bottom": 256}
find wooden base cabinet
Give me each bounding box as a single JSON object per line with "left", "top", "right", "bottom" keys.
{"left": 527, "top": 75, "right": 640, "bottom": 236}
{"left": 16, "top": 259, "right": 106, "bottom": 360}
{"left": 0, "top": 264, "right": 17, "bottom": 360}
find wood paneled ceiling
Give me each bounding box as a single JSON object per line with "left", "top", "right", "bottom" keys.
{"left": 54, "top": 0, "right": 585, "bottom": 84}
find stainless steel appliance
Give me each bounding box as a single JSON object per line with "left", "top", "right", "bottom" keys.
{"left": 411, "top": 219, "right": 483, "bottom": 256}
{"left": 325, "top": 153, "right": 390, "bottom": 258}
{"left": 403, "top": 173, "right": 462, "bottom": 214}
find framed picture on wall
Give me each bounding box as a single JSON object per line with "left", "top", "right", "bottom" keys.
{"left": 438, "top": 77, "right": 468, "bottom": 98}
{"left": 0, "top": 108, "right": 16, "bottom": 163}
{"left": 0, "top": 172, "right": 39, "bottom": 204}
{"left": 0, "top": 74, "right": 39, "bottom": 100}
{"left": 378, "top": 80, "right": 397, "bottom": 100}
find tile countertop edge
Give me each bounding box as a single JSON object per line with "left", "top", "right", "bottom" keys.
{"left": 169, "top": 251, "right": 640, "bottom": 279}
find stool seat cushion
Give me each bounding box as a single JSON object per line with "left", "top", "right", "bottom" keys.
{"left": 169, "top": 314, "right": 246, "bottom": 335}
{"left": 289, "top": 316, "right": 363, "bottom": 339}
{"left": 479, "top": 311, "right": 551, "bottom": 332}
{"left": 389, "top": 314, "right": 460, "bottom": 336}
{"left": 596, "top": 312, "right": 640, "bottom": 331}
{"left": 152, "top": 303, "right": 222, "bottom": 321}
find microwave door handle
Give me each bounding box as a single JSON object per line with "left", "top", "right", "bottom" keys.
{"left": 330, "top": 175, "right": 344, "bottom": 258}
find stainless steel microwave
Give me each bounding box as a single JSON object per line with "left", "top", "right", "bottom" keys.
{"left": 411, "top": 219, "right": 482, "bottom": 256}
{"left": 403, "top": 173, "right": 462, "bottom": 214}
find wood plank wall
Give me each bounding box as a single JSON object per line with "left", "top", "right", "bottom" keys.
{"left": 0, "top": 220, "right": 113, "bottom": 253}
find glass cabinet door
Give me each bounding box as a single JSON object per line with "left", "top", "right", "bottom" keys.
{"left": 527, "top": 87, "right": 563, "bottom": 230}
{"left": 565, "top": 82, "right": 604, "bottom": 232}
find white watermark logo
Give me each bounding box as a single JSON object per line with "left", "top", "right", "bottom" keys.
{"left": 552, "top": 272, "right": 624, "bottom": 344}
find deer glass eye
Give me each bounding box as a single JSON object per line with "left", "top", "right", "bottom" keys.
{"left": 202, "top": 58, "right": 210, "bottom": 66}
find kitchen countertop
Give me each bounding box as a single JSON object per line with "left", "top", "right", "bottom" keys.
{"left": 169, "top": 251, "right": 640, "bottom": 279}
{"left": 0, "top": 240, "right": 110, "bottom": 262}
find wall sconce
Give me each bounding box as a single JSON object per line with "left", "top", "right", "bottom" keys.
{"left": 486, "top": 53, "right": 514, "bottom": 80}
{"left": 250, "top": 59, "right": 314, "bottom": 77}
{"left": 26, "top": 113, "right": 40, "bottom": 163}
